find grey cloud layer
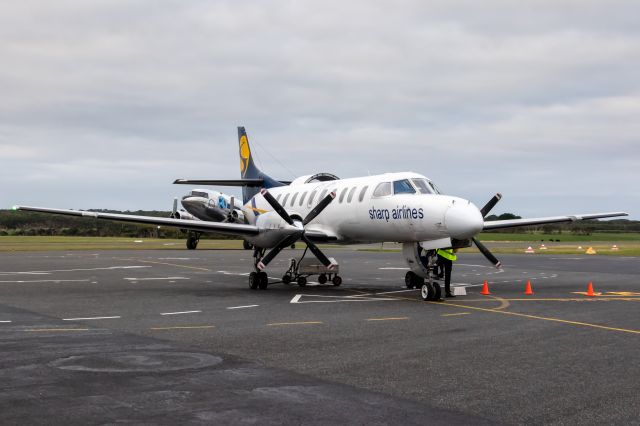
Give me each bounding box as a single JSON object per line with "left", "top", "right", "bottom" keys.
{"left": 0, "top": 1, "right": 638, "bottom": 217}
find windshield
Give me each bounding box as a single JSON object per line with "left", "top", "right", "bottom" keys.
{"left": 393, "top": 179, "right": 416, "bottom": 195}
{"left": 190, "top": 191, "right": 209, "bottom": 198}
{"left": 410, "top": 179, "right": 433, "bottom": 194}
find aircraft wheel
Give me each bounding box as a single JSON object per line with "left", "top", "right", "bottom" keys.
{"left": 332, "top": 275, "right": 342, "bottom": 286}
{"left": 318, "top": 274, "right": 327, "bottom": 285}
{"left": 186, "top": 238, "right": 197, "bottom": 250}
{"left": 282, "top": 274, "right": 292, "bottom": 285}
{"left": 297, "top": 276, "right": 307, "bottom": 287}
{"left": 249, "top": 272, "right": 259, "bottom": 290}
{"left": 290, "top": 244, "right": 296, "bottom": 249}
{"left": 258, "top": 272, "right": 268, "bottom": 290}
{"left": 432, "top": 282, "right": 442, "bottom": 300}
{"left": 243, "top": 240, "right": 253, "bottom": 250}
{"left": 421, "top": 282, "right": 435, "bottom": 301}
{"left": 405, "top": 271, "right": 415, "bottom": 289}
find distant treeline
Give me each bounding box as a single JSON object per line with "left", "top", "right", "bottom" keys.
{"left": 0, "top": 209, "right": 236, "bottom": 239}
{"left": 0, "top": 210, "right": 637, "bottom": 238}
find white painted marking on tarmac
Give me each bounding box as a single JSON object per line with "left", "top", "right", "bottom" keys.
{"left": 158, "top": 257, "right": 196, "bottom": 260}
{"left": 0, "top": 279, "right": 91, "bottom": 284}
{"left": 227, "top": 305, "right": 259, "bottom": 310}
{"left": 160, "top": 310, "right": 201, "bottom": 316}
{"left": 62, "top": 316, "right": 121, "bottom": 321}
{"left": 0, "top": 320, "right": 11, "bottom": 323}
{"left": 0, "top": 266, "right": 150, "bottom": 276}
{"left": 123, "top": 277, "right": 188, "bottom": 281}
{"left": 378, "top": 267, "right": 409, "bottom": 270}
{"left": 290, "top": 294, "right": 397, "bottom": 303}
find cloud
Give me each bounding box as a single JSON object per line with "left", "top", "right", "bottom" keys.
{"left": 0, "top": 0, "right": 638, "bottom": 218}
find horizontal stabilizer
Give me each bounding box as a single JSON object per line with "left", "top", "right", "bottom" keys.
{"left": 173, "top": 179, "right": 292, "bottom": 187}
{"left": 483, "top": 212, "right": 628, "bottom": 231}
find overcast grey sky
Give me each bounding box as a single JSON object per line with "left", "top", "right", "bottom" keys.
{"left": 1, "top": 1, "right": 638, "bottom": 219}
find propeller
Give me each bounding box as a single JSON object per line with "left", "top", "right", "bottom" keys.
{"left": 170, "top": 198, "right": 178, "bottom": 218}
{"left": 472, "top": 193, "right": 502, "bottom": 268}
{"left": 257, "top": 188, "right": 336, "bottom": 270}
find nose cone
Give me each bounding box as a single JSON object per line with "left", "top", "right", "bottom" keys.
{"left": 181, "top": 197, "right": 199, "bottom": 210}
{"left": 445, "top": 199, "right": 484, "bottom": 239}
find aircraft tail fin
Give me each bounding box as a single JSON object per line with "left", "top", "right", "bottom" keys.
{"left": 237, "top": 126, "right": 285, "bottom": 203}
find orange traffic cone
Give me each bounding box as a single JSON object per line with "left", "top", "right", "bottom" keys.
{"left": 586, "top": 282, "right": 596, "bottom": 297}
{"left": 524, "top": 280, "right": 534, "bottom": 295}
{"left": 480, "top": 280, "right": 491, "bottom": 295}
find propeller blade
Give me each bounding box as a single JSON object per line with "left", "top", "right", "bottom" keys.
{"left": 301, "top": 235, "right": 335, "bottom": 268}
{"left": 260, "top": 189, "right": 294, "bottom": 225}
{"left": 257, "top": 233, "right": 301, "bottom": 270}
{"left": 172, "top": 198, "right": 178, "bottom": 215}
{"left": 472, "top": 237, "right": 502, "bottom": 268}
{"left": 230, "top": 196, "right": 235, "bottom": 210}
{"left": 303, "top": 191, "right": 336, "bottom": 226}
{"left": 480, "top": 193, "right": 502, "bottom": 218}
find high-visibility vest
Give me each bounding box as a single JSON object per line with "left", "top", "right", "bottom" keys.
{"left": 436, "top": 248, "right": 457, "bottom": 261}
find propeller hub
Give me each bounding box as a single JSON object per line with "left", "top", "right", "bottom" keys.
{"left": 444, "top": 199, "right": 483, "bottom": 239}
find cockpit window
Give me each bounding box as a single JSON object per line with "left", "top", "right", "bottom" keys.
{"left": 190, "top": 191, "right": 209, "bottom": 198}
{"left": 372, "top": 182, "right": 392, "bottom": 197}
{"left": 428, "top": 181, "right": 441, "bottom": 194}
{"left": 393, "top": 179, "right": 416, "bottom": 195}
{"left": 411, "top": 178, "right": 434, "bottom": 194}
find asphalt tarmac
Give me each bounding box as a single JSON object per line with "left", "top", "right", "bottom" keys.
{"left": 0, "top": 248, "right": 639, "bottom": 425}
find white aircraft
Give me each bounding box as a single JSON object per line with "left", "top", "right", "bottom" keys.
{"left": 15, "top": 127, "right": 628, "bottom": 300}
{"left": 170, "top": 188, "right": 249, "bottom": 249}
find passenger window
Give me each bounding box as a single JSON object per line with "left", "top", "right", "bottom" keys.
{"left": 282, "top": 193, "right": 290, "bottom": 206}
{"left": 307, "top": 190, "right": 317, "bottom": 206}
{"left": 299, "top": 191, "right": 307, "bottom": 206}
{"left": 319, "top": 188, "right": 328, "bottom": 201}
{"left": 372, "top": 182, "right": 392, "bottom": 197}
{"left": 393, "top": 179, "right": 416, "bottom": 195}
{"left": 290, "top": 193, "right": 298, "bottom": 207}
{"left": 347, "top": 186, "right": 356, "bottom": 203}
{"left": 358, "top": 185, "right": 369, "bottom": 202}
{"left": 276, "top": 194, "right": 282, "bottom": 202}
{"left": 339, "top": 188, "right": 348, "bottom": 203}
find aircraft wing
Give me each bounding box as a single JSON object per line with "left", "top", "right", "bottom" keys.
{"left": 173, "top": 179, "right": 292, "bottom": 186}
{"left": 14, "top": 206, "right": 260, "bottom": 237}
{"left": 483, "top": 212, "right": 628, "bottom": 231}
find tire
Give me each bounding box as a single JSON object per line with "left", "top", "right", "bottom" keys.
{"left": 318, "top": 274, "right": 328, "bottom": 285}
{"left": 405, "top": 271, "right": 415, "bottom": 289}
{"left": 332, "top": 275, "right": 342, "bottom": 286}
{"left": 421, "top": 282, "right": 434, "bottom": 301}
{"left": 432, "top": 282, "right": 442, "bottom": 300}
{"left": 290, "top": 244, "right": 296, "bottom": 249}
{"left": 297, "top": 276, "right": 307, "bottom": 287}
{"left": 243, "top": 240, "right": 253, "bottom": 250}
{"left": 258, "top": 272, "right": 268, "bottom": 290}
{"left": 282, "top": 274, "right": 292, "bottom": 285}
{"left": 249, "top": 272, "right": 259, "bottom": 290}
{"left": 186, "top": 238, "right": 197, "bottom": 250}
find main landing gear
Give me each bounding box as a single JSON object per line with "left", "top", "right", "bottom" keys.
{"left": 186, "top": 231, "right": 200, "bottom": 250}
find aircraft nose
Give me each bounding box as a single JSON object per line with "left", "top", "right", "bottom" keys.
{"left": 181, "top": 197, "right": 199, "bottom": 210}
{"left": 445, "top": 199, "right": 484, "bottom": 239}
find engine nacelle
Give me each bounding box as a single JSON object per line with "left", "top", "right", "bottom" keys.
{"left": 229, "top": 209, "right": 246, "bottom": 224}
{"left": 170, "top": 210, "right": 197, "bottom": 221}
{"left": 402, "top": 242, "right": 435, "bottom": 278}
{"left": 255, "top": 211, "right": 289, "bottom": 229}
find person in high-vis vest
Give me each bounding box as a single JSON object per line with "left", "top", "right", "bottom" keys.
{"left": 436, "top": 248, "right": 457, "bottom": 298}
